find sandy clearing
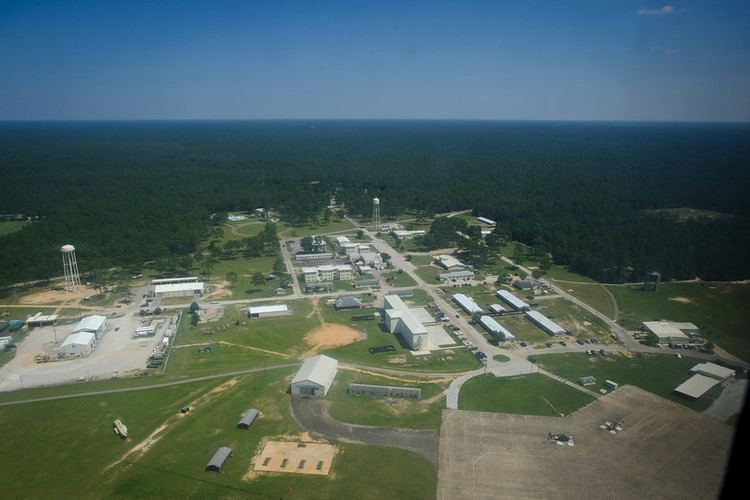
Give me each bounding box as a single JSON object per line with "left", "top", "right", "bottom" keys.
{"left": 19, "top": 285, "right": 99, "bottom": 305}
{"left": 340, "top": 365, "right": 453, "bottom": 385}
{"left": 204, "top": 281, "right": 232, "bottom": 299}
{"left": 301, "top": 324, "right": 366, "bottom": 357}
{"left": 669, "top": 296, "right": 694, "bottom": 304}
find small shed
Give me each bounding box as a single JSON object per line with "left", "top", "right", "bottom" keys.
{"left": 579, "top": 376, "right": 597, "bottom": 387}
{"left": 604, "top": 380, "right": 619, "bottom": 391}
{"left": 334, "top": 296, "right": 363, "bottom": 310}
{"left": 237, "top": 409, "right": 260, "bottom": 429}
{"left": 206, "top": 446, "right": 232, "bottom": 473}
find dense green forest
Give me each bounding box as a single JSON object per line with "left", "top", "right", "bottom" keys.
{"left": 0, "top": 120, "right": 748, "bottom": 287}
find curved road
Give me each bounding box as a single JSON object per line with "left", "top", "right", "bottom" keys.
{"left": 290, "top": 396, "right": 439, "bottom": 466}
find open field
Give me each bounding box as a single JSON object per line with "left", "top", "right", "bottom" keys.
{"left": 459, "top": 373, "right": 595, "bottom": 416}
{"left": 208, "top": 256, "right": 283, "bottom": 300}
{"left": 326, "top": 369, "right": 449, "bottom": 430}
{"left": 381, "top": 270, "right": 417, "bottom": 288}
{"left": 406, "top": 254, "right": 434, "bottom": 267}
{"left": 559, "top": 282, "right": 615, "bottom": 319}
{"left": 533, "top": 298, "right": 611, "bottom": 338}
{"left": 496, "top": 314, "right": 552, "bottom": 344}
{"left": 0, "top": 220, "right": 30, "bottom": 236}
{"left": 536, "top": 352, "right": 731, "bottom": 412}
{"left": 606, "top": 282, "right": 750, "bottom": 361}
{"left": 0, "top": 369, "right": 437, "bottom": 499}
{"left": 280, "top": 217, "right": 355, "bottom": 238}
{"left": 414, "top": 265, "right": 443, "bottom": 283}
{"left": 439, "top": 385, "right": 734, "bottom": 500}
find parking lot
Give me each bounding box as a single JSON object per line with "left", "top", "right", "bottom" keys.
{"left": 437, "top": 385, "right": 733, "bottom": 500}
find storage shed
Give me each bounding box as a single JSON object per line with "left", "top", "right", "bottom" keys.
{"left": 291, "top": 355, "right": 338, "bottom": 397}
{"left": 206, "top": 446, "right": 232, "bottom": 473}
{"left": 247, "top": 304, "right": 289, "bottom": 319}
{"left": 61, "top": 331, "right": 96, "bottom": 356}
{"left": 237, "top": 409, "right": 260, "bottom": 429}
{"left": 72, "top": 315, "right": 107, "bottom": 338}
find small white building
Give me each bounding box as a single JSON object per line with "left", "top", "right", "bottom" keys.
{"left": 489, "top": 304, "right": 506, "bottom": 315}
{"left": 291, "top": 355, "right": 338, "bottom": 397}
{"left": 477, "top": 216, "right": 496, "bottom": 226}
{"left": 61, "top": 331, "right": 96, "bottom": 356}
{"left": 248, "top": 304, "right": 289, "bottom": 319}
{"left": 439, "top": 271, "right": 475, "bottom": 283}
{"left": 301, "top": 265, "right": 352, "bottom": 283}
{"left": 392, "top": 229, "right": 426, "bottom": 240}
{"left": 335, "top": 235, "right": 351, "bottom": 246}
{"left": 72, "top": 315, "right": 107, "bottom": 338}
{"left": 689, "top": 362, "right": 735, "bottom": 381}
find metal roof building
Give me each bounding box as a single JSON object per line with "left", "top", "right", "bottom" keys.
{"left": 291, "top": 355, "right": 338, "bottom": 397}
{"left": 439, "top": 271, "right": 475, "bottom": 282}
{"left": 72, "top": 315, "right": 107, "bottom": 338}
{"left": 435, "top": 254, "right": 467, "bottom": 271}
{"left": 25, "top": 312, "right": 58, "bottom": 326}
{"left": 383, "top": 295, "right": 428, "bottom": 350}
{"left": 248, "top": 304, "right": 289, "bottom": 318}
{"left": 525, "top": 310, "right": 566, "bottom": 336}
{"left": 154, "top": 282, "right": 204, "bottom": 297}
{"left": 334, "top": 296, "right": 363, "bottom": 310}
{"left": 452, "top": 294, "right": 483, "bottom": 315}
{"left": 206, "top": 447, "right": 232, "bottom": 472}
{"left": 496, "top": 290, "right": 530, "bottom": 311}
{"left": 478, "top": 315, "right": 515, "bottom": 340}
{"left": 675, "top": 374, "right": 720, "bottom": 399}
{"left": 642, "top": 321, "right": 690, "bottom": 344}
{"left": 690, "top": 362, "right": 735, "bottom": 381}
{"left": 489, "top": 304, "right": 506, "bottom": 314}
{"left": 152, "top": 276, "right": 198, "bottom": 285}
{"left": 477, "top": 216, "right": 496, "bottom": 226}
{"left": 61, "top": 331, "right": 96, "bottom": 356}
{"left": 237, "top": 409, "right": 260, "bottom": 429}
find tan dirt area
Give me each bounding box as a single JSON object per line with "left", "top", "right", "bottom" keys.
{"left": 252, "top": 440, "right": 337, "bottom": 476}
{"left": 19, "top": 285, "right": 98, "bottom": 305}
{"left": 668, "top": 296, "right": 693, "bottom": 304}
{"left": 302, "top": 324, "right": 366, "bottom": 356}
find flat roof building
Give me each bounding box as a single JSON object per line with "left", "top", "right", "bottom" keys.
{"left": 675, "top": 374, "right": 720, "bottom": 399}
{"left": 496, "top": 290, "right": 530, "bottom": 311}
{"left": 154, "top": 282, "right": 204, "bottom": 297}
{"left": 25, "top": 312, "right": 58, "bottom": 326}
{"left": 690, "top": 362, "right": 735, "bottom": 381}
{"left": 151, "top": 276, "right": 198, "bottom": 285}
{"left": 489, "top": 304, "right": 506, "bottom": 314}
{"left": 452, "top": 294, "right": 483, "bottom": 315}
{"left": 383, "top": 294, "right": 428, "bottom": 350}
{"left": 72, "top": 315, "right": 107, "bottom": 338}
{"left": 291, "top": 355, "right": 338, "bottom": 397}
{"left": 477, "top": 216, "right": 496, "bottom": 226}
{"left": 642, "top": 321, "right": 691, "bottom": 344}
{"left": 248, "top": 304, "right": 289, "bottom": 318}
{"left": 439, "top": 271, "right": 475, "bottom": 282}
{"left": 525, "top": 310, "right": 566, "bottom": 336}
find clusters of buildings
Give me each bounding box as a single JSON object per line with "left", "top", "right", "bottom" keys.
{"left": 60, "top": 314, "right": 107, "bottom": 357}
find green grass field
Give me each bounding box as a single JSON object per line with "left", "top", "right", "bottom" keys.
{"left": 326, "top": 369, "right": 448, "bottom": 430}
{"left": 414, "top": 265, "right": 442, "bottom": 283}
{"left": 536, "top": 352, "right": 726, "bottom": 412}
{"left": 208, "top": 256, "right": 283, "bottom": 299}
{"left": 459, "top": 373, "right": 595, "bottom": 416}
{"left": 606, "top": 282, "right": 750, "bottom": 361}
{"left": 0, "top": 369, "right": 437, "bottom": 499}
{"left": 0, "top": 220, "right": 30, "bottom": 237}
{"left": 560, "top": 283, "right": 615, "bottom": 319}
{"left": 533, "top": 298, "right": 611, "bottom": 339}
{"left": 406, "top": 255, "right": 434, "bottom": 267}
{"left": 496, "top": 314, "right": 554, "bottom": 344}
{"left": 381, "top": 270, "right": 417, "bottom": 288}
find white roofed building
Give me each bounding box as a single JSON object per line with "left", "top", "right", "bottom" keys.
{"left": 435, "top": 255, "right": 467, "bottom": 271}
{"left": 479, "top": 315, "right": 515, "bottom": 340}
{"left": 525, "top": 310, "right": 566, "bottom": 336}
{"left": 690, "top": 362, "right": 735, "bottom": 381}
{"left": 642, "top": 321, "right": 691, "bottom": 345}
{"left": 674, "top": 374, "right": 721, "bottom": 399}
{"left": 496, "top": 290, "right": 530, "bottom": 311}
{"left": 72, "top": 314, "right": 107, "bottom": 338}
{"left": 452, "top": 294, "right": 483, "bottom": 315}
{"left": 61, "top": 331, "right": 96, "bottom": 356}
{"left": 291, "top": 355, "right": 338, "bottom": 397}
{"left": 25, "top": 312, "right": 58, "bottom": 326}
{"left": 383, "top": 295, "right": 429, "bottom": 350}
{"left": 247, "top": 304, "right": 289, "bottom": 319}
{"left": 154, "top": 282, "right": 204, "bottom": 297}
{"left": 477, "top": 216, "right": 496, "bottom": 226}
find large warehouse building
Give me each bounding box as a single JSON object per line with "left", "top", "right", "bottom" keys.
{"left": 247, "top": 304, "right": 289, "bottom": 319}
{"left": 642, "top": 321, "right": 693, "bottom": 345}
{"left": 72, "top": 315, "right": 107, "bottom": 338}
{"left": 525, "top": 310, "right": 566, "bottom": 336}
{"left": 478, "top": 315, "right": 515, "bottom": 341}
{"left": 154, "top": 281, "right": 204, "bottom": 298}
{"left": 291, "top": 355, "right": 338, "bottom": 397}
{"left": 452, "top": 294, "right": 483, "bottom": 315}
{"left": 384, "top": 295, "right": 428, "bottom": 350}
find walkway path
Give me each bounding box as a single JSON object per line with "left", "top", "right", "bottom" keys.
{"left": 290, "top": 397, "right": 439, "bottom": 465}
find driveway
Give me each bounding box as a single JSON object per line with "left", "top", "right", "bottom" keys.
{"left": 290, "top": 396, "right": 439, "bottom": 466}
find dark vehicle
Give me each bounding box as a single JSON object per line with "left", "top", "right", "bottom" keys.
{"left": 545, "top": 342, "right": 553, "bottom": 348}
{"left": 559, "top": 341, "right": 566, "bottom": 346}
{"left": 576, "top": 339, "right": 585, "bottom": 345}
{"left": 368, "top": 345, "right": 396, "bottom": 354}
{"left": 520, "top": 342, "right": 527, "bottom": 347}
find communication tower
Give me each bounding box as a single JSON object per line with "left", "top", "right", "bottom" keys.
{"left": 61, "top": 244, "right": 81, "bottom": 292}
{"left": 372, "top": 197, "right": 381, "bottom": 231}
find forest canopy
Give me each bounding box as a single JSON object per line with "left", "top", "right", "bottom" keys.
{"left": 0, "top": 120, "right": 748, "bottom": 287}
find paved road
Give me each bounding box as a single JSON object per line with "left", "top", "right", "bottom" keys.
{"left": 0, "top": 362, "right": 300, "bottom": 407}
{"left": 279, "top": 237, "right": 302, "bottom": 296}
{"left": 290, "top": 396, "right": 439, "bottom": 465}
{"left": 703, "top": 379, "right": 748, "bottom": 421}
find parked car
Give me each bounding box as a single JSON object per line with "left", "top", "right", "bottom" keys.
{"left": 520, "top": 342, "right": 528, "bottom": 347}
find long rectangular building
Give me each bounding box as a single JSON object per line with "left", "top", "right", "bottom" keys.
{"left": 452, "top": 294, "right": 483, "bottom": 315}
{"left": 154, "top": 282, "right": 204, "bottom": 297}
{"left": 525, "top": 310, "right": 566, "bottom": 336}
{"left": 496, "top": 290, "right": 530, "bottom": 311}
{"left": 478, "top": 315, "right": 515, "bottom": 340}
{"left": 674, "top": 374, "right": 720, "bottom": 399}
{"left": 152, "top": 276, "right": 199, "bottom": 285}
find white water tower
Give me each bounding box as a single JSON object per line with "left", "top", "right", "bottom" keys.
{"left": 372, "top": 197, "right": 381, "bottom": 231}
{"left": 61, "top": 244, "right": 81, "bottom": 292}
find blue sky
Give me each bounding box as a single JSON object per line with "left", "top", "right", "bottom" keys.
{"left": 1, "top": 0, "right": 748, "bottom": 121}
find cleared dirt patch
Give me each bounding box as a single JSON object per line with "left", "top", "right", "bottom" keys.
{"left": 19, "top": 285, "right": 98, "bottom": 305}
{"left": 252, "top": 440, "right": 337, "bottom": 476}
{"left": 204, "top": 281, "right": 232, "bottom": 299}
{"left": 302, "top": 324, "right": 366, "bottom": 355}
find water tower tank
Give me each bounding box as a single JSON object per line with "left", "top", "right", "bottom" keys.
{"left": 61, "top": 244, "right": 76, "bottom": 253}
{"left": 373, "top": 197, "right": 380, "bottom": 205}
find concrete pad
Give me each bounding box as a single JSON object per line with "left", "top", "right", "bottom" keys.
{"left": 427, "top": 325, "right": 455, "bottom": 348}
{"left": 254, "top": 441, "right": 336, "bottom": 476}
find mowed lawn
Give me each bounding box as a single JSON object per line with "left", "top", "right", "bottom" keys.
{"left": 606, "top": 282, "right": 750, "bottom": 361}
{"left": 536, "top": 352, "right": 729, "bottom": 412}
{"left": 0, "top": 220, "right": 30, "bottom": 236}
{"left": 0, "top": 369, "right": 437, "bottom": 499}
{"left": 560, "top": 282, "right": 616, "bottom": 319}
{"left": 459, "top": 373, "right": 595, "bottom": 416}
{"left": 326, "top": 369, "right": 449, "bottom": 430}
{"left": 209, "top": 256, "right": 283, "bottom": 300}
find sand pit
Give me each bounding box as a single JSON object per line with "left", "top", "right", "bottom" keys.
{"left": 19, "top": 285, "right": 98, "bottom": 305}
{"left": 668, "top": 296, "right": 693, "bottom": 304}
{"left": 253, "top": 441, "right": 337, "bottom": 476}
{"left": 204, "top": 281, "right": 232, "bottom": 299}
{"left": 303, "top": 324, "right": 365, "bottom": 354}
